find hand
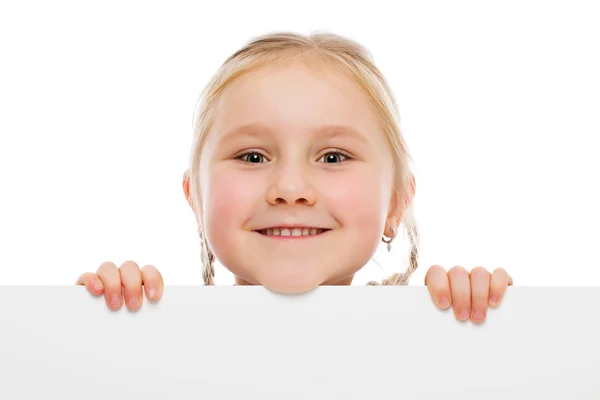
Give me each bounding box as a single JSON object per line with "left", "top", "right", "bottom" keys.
{"left": 424, "top": 265, "right": 513, "bottom": 324}
{"left": 75, "top": 260, "right": 164, "bottom": 311}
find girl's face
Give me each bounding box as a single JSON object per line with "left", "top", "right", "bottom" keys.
{"left": 198, "top": 57, "right": 400, "bottom": 293}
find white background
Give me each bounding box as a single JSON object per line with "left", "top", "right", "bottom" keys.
{"left": 0, "top": 1, "right": 598, "bottom": 286}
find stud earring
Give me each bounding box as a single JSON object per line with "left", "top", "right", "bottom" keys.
{"left": 381, "top": 227, "right": 397, "bottom": 252}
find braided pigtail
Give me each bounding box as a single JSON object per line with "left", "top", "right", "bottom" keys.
{"left": 198, "top": 228, "right": 215, "bottom": 285}
{"left": 367, "top": 212, "right": 420, "bottom": 286}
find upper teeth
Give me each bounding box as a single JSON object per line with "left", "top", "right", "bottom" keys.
{"left": 262, "top": 228, "right": 324, "bottom": 236}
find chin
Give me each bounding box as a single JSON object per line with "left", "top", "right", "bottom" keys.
{"left": 256, "top": 267, "right": 326, "bottom": 295}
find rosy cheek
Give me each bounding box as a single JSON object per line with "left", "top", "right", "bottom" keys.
{"left": 320, "top": 169, "right": 387, "bottom": 230}
{"left": 203, "top": 169, "right": 262, "bottom": 232}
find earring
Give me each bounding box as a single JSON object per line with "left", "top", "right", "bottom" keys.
{"left": 381, "top": 227, "right": 397, "bottom": 252}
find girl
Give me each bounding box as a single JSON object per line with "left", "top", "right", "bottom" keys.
{"left": 76, "top": 31, "right": 513, "bottom": 324}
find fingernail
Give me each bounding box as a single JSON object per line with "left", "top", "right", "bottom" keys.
{"left": 489, "top": 296, "right": 498, "bottom": 306}
{"left": 458, "top": 309, "right": 470, "bottom": 320}
{"left": 438, "top": 297, "right": 450, "bottom": 308}
{"left": 93, "top": 284, "right": 102, "bottom": 291}
{"left": 128, "top": 297, "right": 139, "bottom": 309}
{"left": 147, "top": 288, "right": 156, "bottom": 299}
{"left": 472, "top": 310, "right": 485, "bottom": 321}
{"left": 110, "top": 296, "right": 120, "bottom": 307}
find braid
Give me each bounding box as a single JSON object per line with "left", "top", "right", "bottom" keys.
{"left": 199, "top": 230, "right": 215, "bottom": 285}
{"left": 367, "top": 222, "right": 419, "bottom": 286}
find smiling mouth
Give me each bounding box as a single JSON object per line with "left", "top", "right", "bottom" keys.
{"left": 256, "top": 228, "right": 331, "bottom": 237}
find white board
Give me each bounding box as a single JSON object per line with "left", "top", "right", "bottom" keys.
{"left": 0, "top": 286, "right": 599, "bottom": 399}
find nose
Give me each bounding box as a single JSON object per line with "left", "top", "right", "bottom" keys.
{"left": 266, "top": 161, "right": 317, "bottom": 206}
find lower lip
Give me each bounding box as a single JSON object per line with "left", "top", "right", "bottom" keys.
{"left": 254, "top": 230, "right": 331, "bottom": 240}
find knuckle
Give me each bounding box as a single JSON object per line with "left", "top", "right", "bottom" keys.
{"left": 448, "top": 265, "right": 468, "bottom": 279}
{"left": 493, "top": 267, "right": 509, "bottom": 278}
{"left": 119, "top": 262, "right": 143, "bottom": 286}
{"left": 425, "top": 265, "right": 445, "bottom": 283}
{"left": 492, "top": 268, "right": 510, "bottom": 282}
{"left": 141, "top": 264, "right": 160, "bottom": 276}
{"left": 428, "top": 264, "right": 445, "bottom": 274}
{"left": 471, "top": 266, "right": 490, "bottom": 276}
{"left": 96, "top": 261, "right": 117, "bottom": 274}
{"left": 75, "top": 273, "right": 89, "bottom": 285}
{"left": 119, "top": 260, "right": 140, "bottom": 271}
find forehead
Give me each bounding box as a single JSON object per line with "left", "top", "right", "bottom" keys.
{"left": 208, "top": 57, "right": 384, "bottom": 143}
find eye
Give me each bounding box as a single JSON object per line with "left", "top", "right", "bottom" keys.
{"left": 238, "top": 152, "right": 268, "bottom": 163}
{"left": 318, "top": 151, "right": 350, "bottom": 164}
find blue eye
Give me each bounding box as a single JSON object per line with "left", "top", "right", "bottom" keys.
{"left": 319, "top": 151, "right": 349, "bottom": 164}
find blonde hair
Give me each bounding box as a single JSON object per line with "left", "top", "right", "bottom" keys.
{"left": 185, "top": 31, "right": 419, "bottom": 286}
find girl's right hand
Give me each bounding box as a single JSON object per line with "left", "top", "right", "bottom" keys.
{"left": 75, "top": 261, "right": 164, "bottom": 311}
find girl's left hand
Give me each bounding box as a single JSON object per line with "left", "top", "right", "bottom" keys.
{"left": 424, "top": 265, "right": 513, "bottom": 324}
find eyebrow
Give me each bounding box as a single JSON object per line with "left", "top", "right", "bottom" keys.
{"left": 218, "top": 123, "right": 274, "bottom": 145}
{"left": 218, "top": 123, "right": 370, "bottom": 145}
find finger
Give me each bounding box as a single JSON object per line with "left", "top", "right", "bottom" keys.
{"left": 141, "top": 265, "right": 164, "bottom": 301}
{"left": 119, "top": 260, "right": 143, "bottom": 311}
{"left": 75, "top": 272, "right": 104, "bottom": 296}
{"left": 424, "top": 265, "right": 451, "bottom": 309}
{"left": 448, "top": 266, "right": 471, "bottom": 321}
{"left": 489, "top": 268, "right": 513, "bottom": 307}
{"left": 96, "top": 262, "right": 122, "bottom": 310}
{"left": 470, "top": 266, "right": 491, "bottom": 324}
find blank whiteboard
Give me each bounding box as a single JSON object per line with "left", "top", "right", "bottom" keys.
{"left": 0, "top": 286, "right": 599, "bottom": 399}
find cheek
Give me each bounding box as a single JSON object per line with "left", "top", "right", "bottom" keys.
{"left": 321, "top": 167, "right": 389, "bottom": 231}
{"left": 202, "top": 169, "right": 262, "bottom": 246}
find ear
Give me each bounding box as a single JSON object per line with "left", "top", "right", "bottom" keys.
{"left": 384, "top": 174, "right": 416, "bottom": 238}
{"left": 182, "top": 169, "right": 193, "bottom": 209}
{"left": 404, "top": 173, "right": 416, "bottom": 208}
{"left": 183, "top": 169, "right": 202, "bottom": 227}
